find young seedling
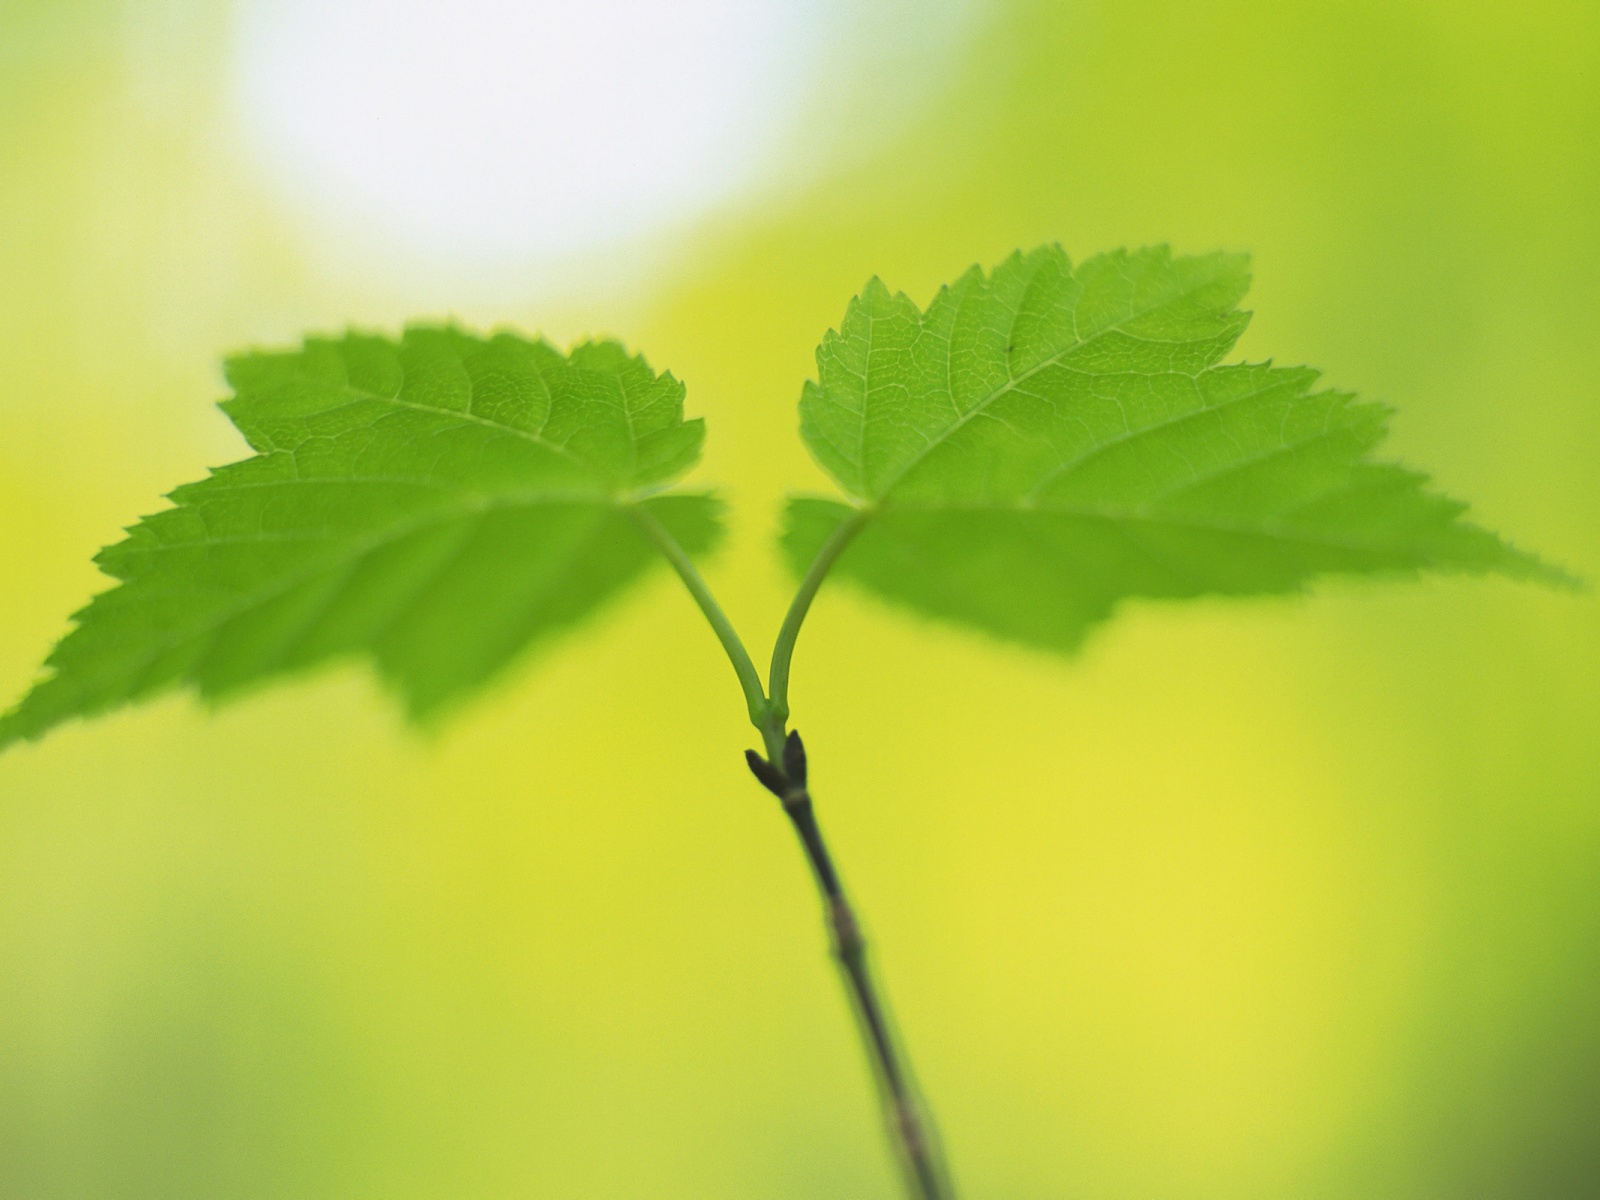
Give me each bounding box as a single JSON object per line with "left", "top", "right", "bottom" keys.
{"left": 0, "top": 246, "right": 1569, "bottom": 1198}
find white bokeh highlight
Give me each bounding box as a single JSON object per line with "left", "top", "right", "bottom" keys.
{"left": 230, "top": 0, "right": 978, "bottom": 284}
{"left": 234, "top": 0, "right": 817, "bottom": 267}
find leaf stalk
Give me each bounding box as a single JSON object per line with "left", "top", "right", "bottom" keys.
{"left": 768, "top": 506, "right": 871, "bottom": 718}
{"left": 626, "top": 503, "right": 769, "bottom": 727}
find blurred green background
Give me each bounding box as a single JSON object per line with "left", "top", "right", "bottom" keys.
{"left": 1, "top": 1, "right": 1596, "bottom": 1197}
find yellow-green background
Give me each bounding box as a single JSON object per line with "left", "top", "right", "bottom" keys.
{"left": 2, "top": 2, "right": 1597, "bottom": 1196}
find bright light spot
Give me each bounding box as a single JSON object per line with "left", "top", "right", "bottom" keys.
{"left": 231, "top": 0, "right": 983, "bottom": 289}
{"left": 233, "top": 0, "right": 820, "bottom": 270}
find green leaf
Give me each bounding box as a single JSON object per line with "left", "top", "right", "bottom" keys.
{"left": 786, "top": 245, "right": 1568, "bottom": 653}
{"left": 0, "top": 328, "right": 720, "bottom": 748}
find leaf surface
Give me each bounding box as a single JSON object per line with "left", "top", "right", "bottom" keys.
{"left": 0, "top": 329, "right": 718, "bottom": 747}
{"left": 786, "top": 245, "right": 1565, "bottom": 652}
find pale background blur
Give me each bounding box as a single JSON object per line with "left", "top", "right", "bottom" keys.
{"left": 1, "top": 1, "right": 1597, "bottom": 1197}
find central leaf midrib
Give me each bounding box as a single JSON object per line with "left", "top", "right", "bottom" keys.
{"left": 1018, "top": 375, "right": 1321, "bottom": 502}
{"left": 288, "top": 356, "right": 598, "bottom": 480}
{"left": 353, "top": 388, "right": 596, "bottom": 474}
{"left": 867, "top": 269, "right": 1237, "bottom": 500}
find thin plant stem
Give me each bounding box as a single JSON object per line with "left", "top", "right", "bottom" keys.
{"left": 627, "top": 503, "right": 769, "bottom": 728}
{"left": 635, "top": 503, "right": 950, "bottom": 1198}
{"left": 747, "top": 732, "right": 953, "bottom": 1200}
{"left": 767, "top": 506, "right": 871, "bottom": 721}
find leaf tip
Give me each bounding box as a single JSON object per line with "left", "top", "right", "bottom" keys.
{"left": 1511, "top": 549, "right": 1588, "bottom": 593}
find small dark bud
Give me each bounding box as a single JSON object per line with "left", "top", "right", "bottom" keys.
{"left": 744, "top": 749, "right": 786, "bottom": 797}
{"left": 783, "top": 729, "right": 808, "bottom": 788}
